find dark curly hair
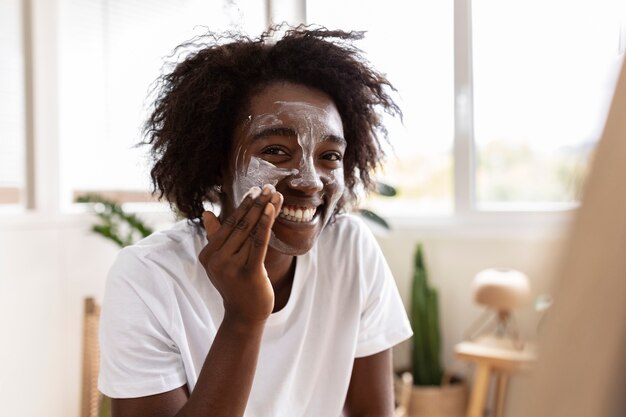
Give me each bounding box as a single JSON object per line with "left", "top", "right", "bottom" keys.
{"left": 143, "top": 24, "right": 401, "bottom": 221}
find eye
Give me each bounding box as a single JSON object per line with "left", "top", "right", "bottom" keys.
{"left": 262, "top": 146, "right": 289, "bottom": 156}
{"left": 321, "top": 151, "right": 343, "bottom": 162}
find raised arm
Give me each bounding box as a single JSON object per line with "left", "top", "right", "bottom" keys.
{"left": 111, "top": 186, "right": 282, "bottom": 417}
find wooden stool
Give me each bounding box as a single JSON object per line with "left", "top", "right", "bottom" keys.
{"left": 455, "top": 341, "right": 536, "bottom": 417}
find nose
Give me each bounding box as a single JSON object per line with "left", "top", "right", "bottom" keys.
{"left": 287, "top": 157, "right": 323, "bottom": 193}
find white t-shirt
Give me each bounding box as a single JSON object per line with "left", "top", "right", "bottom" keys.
{"left": 98, "top": 214, "right": 412, "bottom": 416}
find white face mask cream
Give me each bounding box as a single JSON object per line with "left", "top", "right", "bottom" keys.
{"left": 230, "top": 99, "right": 345, "bottom": 254}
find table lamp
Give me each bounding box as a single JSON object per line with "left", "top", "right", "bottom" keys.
{"left": 465, "top": 268, "right": 531, "bottom": 350}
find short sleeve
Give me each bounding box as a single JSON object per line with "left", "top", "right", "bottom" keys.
{"left": 354, "top": 223, "right": 413, "bottom": 358}
{"left": 98, "top": 248, "right": 187, "bottom": 398}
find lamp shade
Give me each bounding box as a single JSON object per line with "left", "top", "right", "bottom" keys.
{"left": 472, "top": 268, "right": 531, "bottom": 311}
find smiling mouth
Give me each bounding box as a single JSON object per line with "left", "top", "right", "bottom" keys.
{"left": 278, "top": 204, "right": 320, "bottom": 223}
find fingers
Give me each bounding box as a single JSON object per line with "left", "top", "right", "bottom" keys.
{"left": 205, "top": 184, "right": 282, "bottom": 256}
{"left": 221, "top": 184, "right": 277, "bottom": 255}
{"left": 238, "top": 190, "right": 284, "bottom": 261}
{"left": 202, "top": 211, "right": 221, "bottom": 239}
{"left": 269, "top": 189, "right": 284, "bottom": 219}
{"left": 202, "top": 187, "right": 262, "bottom": 250}
{"left": 246, "top": 200, "right": 277, "bottom": 267}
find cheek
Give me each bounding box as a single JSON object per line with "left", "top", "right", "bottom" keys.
{"left": 329, "top": 168, "right": 345, "bottom": 188}
{"left": 324, "top": 168, "right": 345, "bottom": 202}
{"left": 232, "top": 156, "right": 298, "bottom": 204}
{"left": 326, "top": 164, "right": 344, "bottom": 181}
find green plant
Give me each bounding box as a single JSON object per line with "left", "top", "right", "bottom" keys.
{"left": 358, "top": 181, "right": 397, "bottom": 229}
{"left": 410, "top": 242, "right": 444, "bottom": 386}
{"left": 76, "top": 193, "right": 154, "bottom": 248}
{"left": 99, "top": 395, "right": 111, "bottom": 417}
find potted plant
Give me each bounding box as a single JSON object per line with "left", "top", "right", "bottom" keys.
{"left": 406, "top": 243, "right": 468, "bottom": 417}
{"left": 77, "top": 193, "right": 154, "bottom": 248}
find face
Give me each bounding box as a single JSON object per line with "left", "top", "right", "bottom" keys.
{"left": 222, "top": 81, "right": 346, "bottom": 255}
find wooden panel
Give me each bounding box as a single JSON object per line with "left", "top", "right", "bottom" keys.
{"left": 511, "top": 59, "right": 626, "bottom": 416}
{"left": 81, "top": 297, "right": 102, "bottom": 417}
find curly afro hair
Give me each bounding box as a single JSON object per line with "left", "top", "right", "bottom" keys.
{"left": 143, "top": 24, "right": 401, "bottom": 221}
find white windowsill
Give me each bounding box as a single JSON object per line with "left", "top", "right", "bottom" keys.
{"left": 1, "top": 200, "right": 574, "bottom": 240}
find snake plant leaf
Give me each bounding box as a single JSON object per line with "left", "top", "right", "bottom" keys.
{"left": 410, "top": 242, "right": 444, "bottom": 386}
{"left": 358, "top": 208, "right": 390, "bottom": 229}
{"left": 375, "top": 181, "right": 397, "bottom": 197}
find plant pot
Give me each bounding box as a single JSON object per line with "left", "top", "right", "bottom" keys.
{"left": 409, "top": 380, "right": 468, "bottom": 417}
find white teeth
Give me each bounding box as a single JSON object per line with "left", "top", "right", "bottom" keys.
{"left": 279, "top": 206, "right": 317, "bottom": 223}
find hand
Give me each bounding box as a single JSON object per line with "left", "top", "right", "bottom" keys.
{"left": 199, "top": 185, "right": 283, "bottom": 325}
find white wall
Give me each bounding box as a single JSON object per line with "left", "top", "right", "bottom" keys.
{"left": 376, "top": 221, "right": 566, "bottom": 372}
{"left": 0, "top": 212, "right": 568, "bottom": 417}
{"left": 0, "top": 215, "right": 113, "bottom": 417}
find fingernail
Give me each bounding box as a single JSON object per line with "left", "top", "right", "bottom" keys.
{"left": 264, "top": 202, "right": 273, "bottom": 216}
{"left": 271, "top": 192, "right": 282, "bottom": 205}
{"left": 261, "top": 183, "right": 275, "bottom": 195}
{"left": 243, "top": 186, "right": 261, "bottom": 201}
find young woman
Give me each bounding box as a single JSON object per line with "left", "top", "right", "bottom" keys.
{"left": 98, "top": 25, "right": 412, "bottom": 417}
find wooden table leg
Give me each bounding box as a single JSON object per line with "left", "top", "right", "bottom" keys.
{"left": 467, "top": 363, "right": 491, "bottom": 417}
{"left": 493, "top": 372, "right": 509, "bottom": 417}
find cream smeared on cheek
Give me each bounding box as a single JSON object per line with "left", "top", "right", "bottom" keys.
{"left": 232, "top": 156, "right": 297, "bottom": 205}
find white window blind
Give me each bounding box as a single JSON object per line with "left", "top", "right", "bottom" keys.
{"left": 58, "top": 0, "right": 266, "bottom": 208}
{"left": 0, "top": 0, "right": 25, "bottom": 205}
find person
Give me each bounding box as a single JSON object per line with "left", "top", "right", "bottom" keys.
{"left": 98, "top": 24, "right": 412, "bottom": 417}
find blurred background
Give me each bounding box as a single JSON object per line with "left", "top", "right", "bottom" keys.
{"left": 0, "top": 0, "right": 624, "bottom": 416}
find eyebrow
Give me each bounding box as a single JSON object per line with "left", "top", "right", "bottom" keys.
{"left": 252, "top": 127, "right": 347, "bottom": 146}
{"left": 251, "top": 127, "right": 297, "bottom": 140}
{"left": 324, "top": 134, "right": 347, "bottom": 146}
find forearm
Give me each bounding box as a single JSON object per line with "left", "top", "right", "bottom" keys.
{"left": 177, "top": 315, "right": 266, "bottom": 417}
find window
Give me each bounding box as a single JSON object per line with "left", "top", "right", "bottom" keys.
{"left": 307, "top": 0, "right": 455, "bottom": 216}
{"left": 0, "top": 0, "right": 26, "bottom": 206}
{"left": 473, "top": 0, "right": 624, "bottom": 209}
{"left": 57, "top": 0, "right": 266, "bottom": 209}
{"left": 7, "top": 0, "right": 623, "bottom": 217}
{"left": 307, "top": 0, "right": 624, "bottom": 216}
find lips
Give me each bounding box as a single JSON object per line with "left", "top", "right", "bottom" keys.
{"left": 278, "top": 204, "right": 319, "bottom": 223}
